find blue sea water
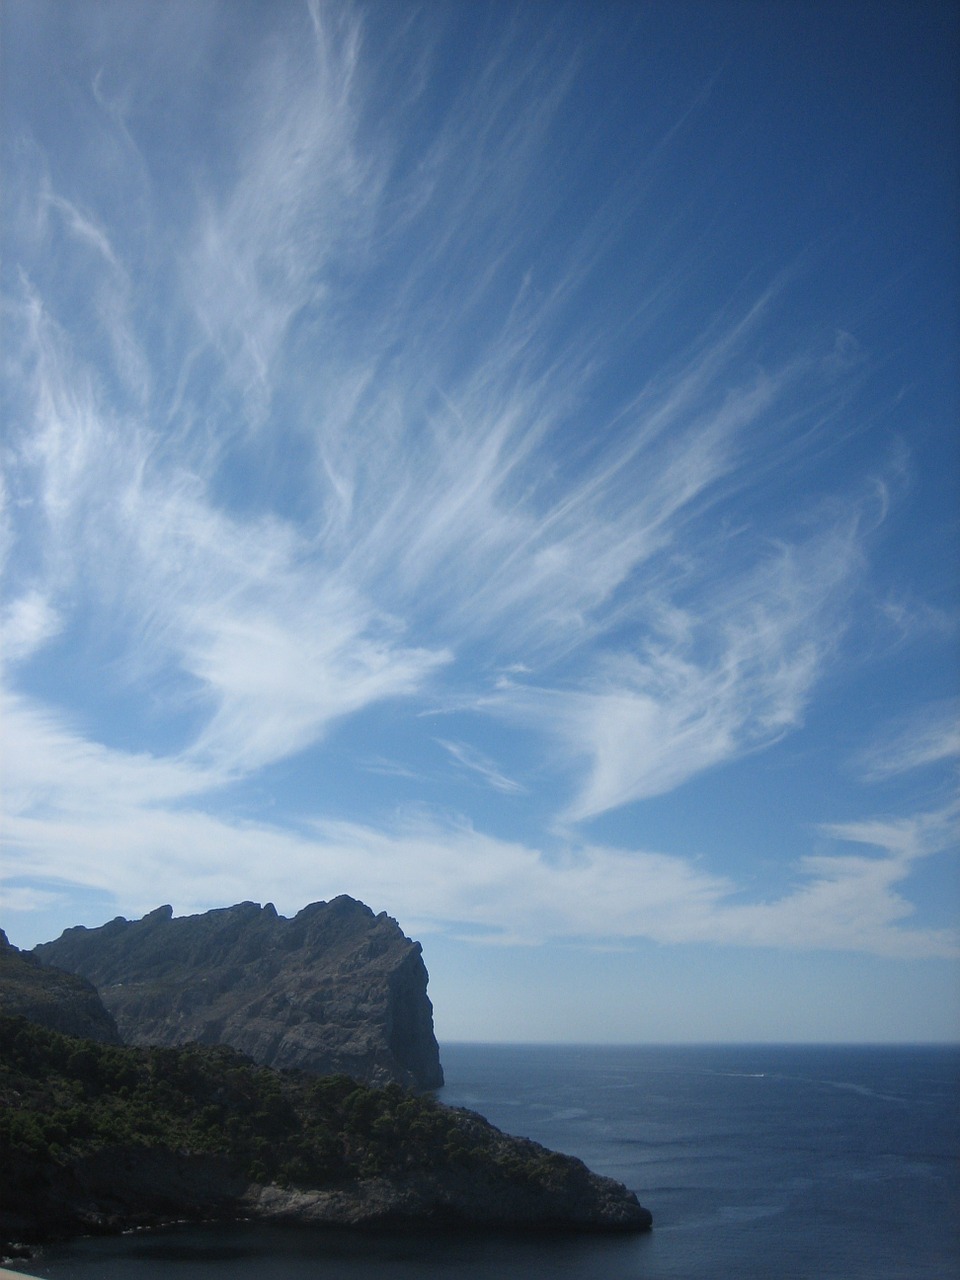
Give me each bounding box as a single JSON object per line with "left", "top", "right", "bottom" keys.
{"left": 13, "top": 1043, "right": 960, "bottom": 1280}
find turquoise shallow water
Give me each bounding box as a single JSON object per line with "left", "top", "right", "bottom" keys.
{"left": 13, "top": 1043, "right": 960, "bottom": 1280}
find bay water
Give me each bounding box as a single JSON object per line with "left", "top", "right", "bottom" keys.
{"left": 14, "top": 1043, "right": 959, "bottom": 1279}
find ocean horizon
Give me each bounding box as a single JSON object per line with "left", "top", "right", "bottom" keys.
{"left": 13, "top": 1041, "right": 959, "bottom": 1280}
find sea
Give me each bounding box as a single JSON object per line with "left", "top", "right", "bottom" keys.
{"left": 11, "top": 1043, "right": 959, "bottom": 1280}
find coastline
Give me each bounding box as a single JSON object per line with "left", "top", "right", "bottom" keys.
{"left": 1, "top": 1019, "right": 651, "bottom": 1260}
{"left": 2, "top": 1143, "right": 651, "bottom": 1258}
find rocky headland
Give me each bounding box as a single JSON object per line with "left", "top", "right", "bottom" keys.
{"left": 1, "top": 901, "right": 653, "bottom": 1254}
{"left": 34, "top": 897, "right": 443, "bottom": 1090}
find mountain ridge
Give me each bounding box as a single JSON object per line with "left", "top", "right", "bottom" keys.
{"left": 34, "top": 897, "right": 443, "bottom": 1090}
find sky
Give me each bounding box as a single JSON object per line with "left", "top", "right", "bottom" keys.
{"left": 1, "top": 0, "right": 958, "bottom": 1044}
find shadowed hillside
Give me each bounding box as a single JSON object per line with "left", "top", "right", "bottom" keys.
{"left": 0, "top": 1014, "right": 652, "bottom": 1249}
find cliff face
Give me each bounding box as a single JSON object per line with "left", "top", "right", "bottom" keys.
{"left": 0, "top": 930, "right": 120, "bottom": 1044}
{"left": 34, "top": 898, "right": 443, "bottom": 1089}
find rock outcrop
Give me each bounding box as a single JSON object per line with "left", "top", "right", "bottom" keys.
{"left": 34, "top": 898, "right": 442, "bottom": 1089}
{"left": 0, "top": 930, "right": 120, "bottom": 1044}
{"left": 6, "top": 1122, "right": 652, "bottom": 1242}
{"left": 240, "top": 1117, "right": 654, "bottom": 1232}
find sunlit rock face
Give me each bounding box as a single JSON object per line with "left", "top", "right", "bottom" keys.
{"left": 34, "top": 897, "right": 443, "bottom": 1089}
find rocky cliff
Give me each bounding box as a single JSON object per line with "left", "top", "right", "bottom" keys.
{"left": 34, "top": 898, "right": 442, "bottom": 1089}
{"left": 0, "top": 930, "right": 120, "bottom": 1044}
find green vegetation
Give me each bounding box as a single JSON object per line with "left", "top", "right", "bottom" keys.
{"left": 0, "top": 1015, "right": 573, "bottom": 1194}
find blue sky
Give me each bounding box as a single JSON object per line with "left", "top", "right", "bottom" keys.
{"left": 2, "top": 0, "right": 958, "bottom": 1043}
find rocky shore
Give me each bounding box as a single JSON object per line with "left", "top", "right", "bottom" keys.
{"left": 0, "top": 1011, "right": 651, "bottom": 1258}
{"left": 3, "top": 1129, "right": 651, "bottom": 1251}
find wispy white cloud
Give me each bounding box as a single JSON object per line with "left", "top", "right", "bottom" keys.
{"left": 4, "top": 270, "right": 450, "bottom": 777}
{"left": 46, "top": 194, "right": 119, "bottom": 270}
{"left": 0, "top": 591, "right": 61, "bottom": 665}
{"left": 854, "top": 700, "right": 960, "bottom": 781}
{"left": 3, "top": 628, "right": 954, "bottom": 963}
{"left": 0, "top": 689, "right": 221, "bottom": 817}
{"left": 2, "top": 0, "right": 952, "bottom": 974}
{"left": 5, "top": 90, "right": 869, "bottom": 808}
{"left": 706, "top": 803, "right": 960, "bottom": 958}
{"left": 359, "top": 755, "right": 424, "bottom": 782}
{"left": 182, "top": 5, "right": 377, "bottom": 426}
{"left": 183, "top": 591, "right": 448, "bottom": 775}
{"left": 4, "top": 758, "right": 955, "bottom": 959}
{"left": 478, "top": 512, "right": 867, "bottom": 822}
{"left": 436, "top": 740, "right": 526, "bottom": 795}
